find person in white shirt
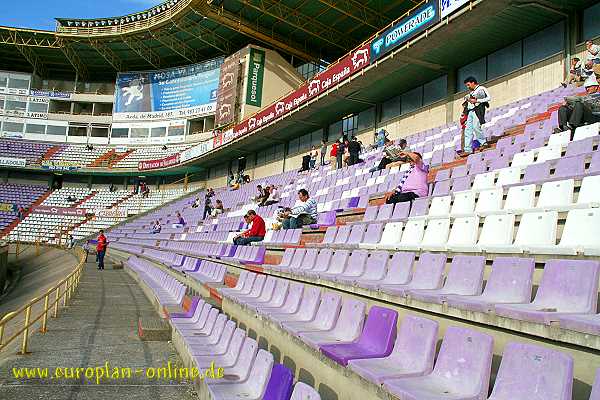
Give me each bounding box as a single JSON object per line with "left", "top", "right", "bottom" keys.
{"left": 282, "top": 189, "right": 317, "bottom": 229}
{"left": 260, "top": 185, "right": 280, "bottom": 206}
{"left": 586, "top": 40, "right": 600, "bottom": 65}
{"left": 462, "top": 76, "right": 490, "bottom": 155}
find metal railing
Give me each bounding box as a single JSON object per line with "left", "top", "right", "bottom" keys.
{"left": 0, "top": 246, "right": 86, "bottom": 354}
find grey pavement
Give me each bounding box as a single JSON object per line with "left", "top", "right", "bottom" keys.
{"left": 0, "top": 256, "right": 197, "bottom": 400}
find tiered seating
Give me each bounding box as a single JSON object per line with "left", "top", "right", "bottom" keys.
{"left": 112, "top": 144, "right": 191, "bottom": 168}
{"left": 0, "top": 183, "right": 47, "bottom": 232}
{"left": 126, "top": 256, "right": 185, "bottom": 306}
{"left": 0, "top": 138, "right": 58, "bottom": 164}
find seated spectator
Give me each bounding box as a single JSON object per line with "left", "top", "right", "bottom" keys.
{"left": 171, "top": 212, "right": 185, "bottom": 228}
{"left": 191, "top": 197, "right": 201, "bottom": 208}
{"left": 557, "top": 80, "right": 600, "bottom": 134}
{"left": 211, "top": 200, "right": 224, "bottom": 217}
{"left": 282, "top": 189, "right": 317, "bottom": 229}
{"left": 562, "top": 57, "right": 585, "bottom": 87}
{"left": 585, "top": 39, "right": 600, "bottom": 68}
{"left": 233, "top": 210, "right": 265, "bottom": 245}
{"left": 369, "top": 139, "right": 408, "bottom": 173}
{"left": 67, "top": 195, "right": 75, "bottom": 202}
{"left": 260, "top": 185, "right": 280, "bottom": 206}
{"left": 142, "top": 185, "right": 150, "bottom": 198}
{"left": 252, "top": 185, "right": 264, "bottom": 203}
{"left": 151, "top": 220, "right": 162, "bottom": 234}
{"left": 385, "top": 152, "right": 429, "bottom": 204}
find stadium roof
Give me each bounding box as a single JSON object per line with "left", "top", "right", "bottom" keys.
{"left": 0, "top": 0, "right": 417, "bottom": 81}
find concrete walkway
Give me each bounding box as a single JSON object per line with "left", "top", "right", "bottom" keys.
{"left": 0, "top": 257, "right": 196, "bottom": 400}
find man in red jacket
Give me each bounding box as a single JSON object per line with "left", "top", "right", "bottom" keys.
{"left": 96, "top": 229, "right": 108, "bottom": 270}
{"left": 233, "top": 210, "right": 266, "bottom": 246}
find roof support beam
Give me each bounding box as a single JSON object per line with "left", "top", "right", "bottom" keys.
{"left": 174, "top": 14, "right": 232, "bottom": 54}
{"left": 88, "top": 40, "right": 124, "bottom": 72}
{"left": 0, "top": 29, "right": 60, "bottom": 48}
{"left": 314, "top": 0, "right": 391, "bottom": 30}
{"left": 121, "top": 37, "right": 161, "bottom": 69}
{"left": 193, "top": 3, "right": 317, "bottom": 62}
{"left": 11, "top": 32, "right": 48, "bottom": 77}
{"left": 149, "top": 29, "right": 198, "bottom": 63}
{"left": 236, "top": 0, "right": 350, "bottom": 50}
{"left": 57, "top": 39, "right": 88, "bottom": 79}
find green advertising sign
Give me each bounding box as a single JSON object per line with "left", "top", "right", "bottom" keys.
{"left": 246, "top": 48, "right": 265, "bottom": 107}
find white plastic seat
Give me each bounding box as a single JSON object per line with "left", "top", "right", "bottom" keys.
{"left": 530, "top": 208, "right": 600, "bottom": 256}
{"left": 511, "top": 151, "right": 535, "bottom": 168}
{"left": 360, "top": 222, "right": 403, "bottom": 250}
{"left": 420, "top": 218, "right": 451, "bottom": 251}
{"left": 475, "top": 188, "right": 503, "bottom": 215}
{"left": 395, "top": 220, "right": 425, "bottom": 250}
{"left": 450, "top": 191, "right": 476, "bottom": 217}
{"left": 486, "top": 211, "right": 557, "bottom": 253}
{"left": 472, "top": 172, "right": 496, "bottom": 191}
{"left": 477, "top": 214, "right": 515, "bottom": 252}
{"left": 425, "top": 196, "right": 451, "bottom": 219}
{"left": 574, "top": 175, "right": 600, "bottom": 209}
{"left": 573, "top": 122, "right": 599, "bottom": 141}
{"left": 547, "top": 130, "right": 571, "bottom": 147}
{"left": 446, "top": 216, "right": 479, "bottom": 252}
{"left": 534, "top": 179, "right": 574, "bottom": 212}
{"left": 503, "top": 184, "right": 536, "bottom": 213}
{"left": 495, "top": 166, "right": 521, "bottom": 187}
{"left": 535, "top": 145, "right": 562, "bottom": 164}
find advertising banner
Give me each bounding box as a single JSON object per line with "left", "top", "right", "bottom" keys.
{"left": 113, "top": 58, "right": 222, "bottom": 121}
{"left": 95, "top": 208, "right": 128, "bottom": 218}
{"left": 41, "top": 160, "right": 81, "bottom": 171}
{"left": 0, "top": 203, "right": 17, "bottom": 212}
{"left": 0, "top": 157, "right": 26, "bottom": 168}
{"left": 215, "top": 50, "right": 242, "bottom": 127}
{"left": 31, "top": 206, "right": 87, "bottom": 216}
{"left": 370, "top": 0, "right": 440, "bottom": 62}
{"left": 180, "top": 140, "right": 214, "bottom": 163}
{"left": 441, "top": 0, "right": 471, "bottom": 18}
{"left": 29, "top": 90, "right": 72, "bottom": 99}
{"left": 230, "top": 44, "right": 371, "bottom": 141}
{"left": 137, "top": 153, "right": 180, "bottom": 171}
{"left": 245, "top": 48, "right": 266, "bottom": 107}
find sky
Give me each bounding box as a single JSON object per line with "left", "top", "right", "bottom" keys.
{"left": 0, "top": 0, "right": 163, "bottom": 31}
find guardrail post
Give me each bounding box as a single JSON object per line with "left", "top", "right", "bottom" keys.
{"left": 15, "top": 241, "right": 20, "bottom": 260}
{"left": 19, "top": 305, "right": 32, "bottom": 354}
{"left": 53, "top": 286, "right": 60, "bottom": 318}
{"left": 40, "top": 292, "right": 50, "bottom": 333}
{"left": 63, "top": 279, "right": 69, "bottom": 306}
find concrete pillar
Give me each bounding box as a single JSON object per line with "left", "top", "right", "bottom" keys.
{"left": 87, "top": 175, "right": 93, "bottom": 189}
{"left": 445, "top": 68, "right": 458, "bottom": 124}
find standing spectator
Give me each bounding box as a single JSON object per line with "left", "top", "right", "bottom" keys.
{"left": 375, "top": 129, "right": 388, "bottom": 148}
{"left": 348, "top": 136, "right": 361, "bottom": 166}
{"left": 233, "top": 210, "right": 266, "bottom": 245}
{"left": 320, "top": 140, "right": 327, "bottom": 166}
{"left": 203, "top": 189, "right": 214, "bottom": 219}
{"left": 17, "top": 206, "right": 25, "bottom": 221}
{"left": 329, "top": 141, "right": 338, "bottom": 166}
{"left": 211, "top": 200, "right": 224, "bottom": 217}
{"left": 96, "top": 230, "right": 107, "bottom": 271}
{"left": 585, "top": 39, "right": 600, "bottom": 68}
{"left": 172, "top": 212, "right": 185, "bottom": 228}
{"left": 309, "top": 146, "right": 319, "bottom": 169}
{"left": 67, "top": 234, "right": 75, "bottom": 249}
{"left": 109, "top": 183, "right": 116, "bottom": 192}
{"left": 336, "top": 137, "right": 346, "bottom": 169}
{"left": 384, "top": 152, "right": 429, "bottom": 205}
{"left": 282, "top": 189, "right": 318, "bottom": 229}
{"left": 461, "top": 76, "right": 490, "bottom": 155}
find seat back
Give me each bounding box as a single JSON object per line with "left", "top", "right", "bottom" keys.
{"left": 442, "top": 255, "right": 485, "bottom": 294}
{"left": 321, "top": 226, "right": 338, "bottom": 244}
{"left": 312, "top": 292, "right": 343, "bottom": 330}
{"left": 496, "top": 166, "right": 522, "bottom": 187}
{"left": 421, "top": 218, "right": 451, "bottom": 248}
{"left": 290, "top": 248, "right": 307, "bottom": 269}
{"left": 332, "top": 298, "right": 367, "bottom": 340}
{"left": 296, "top": 287, "right": 322, "bottom": 320}
{"left": 399, "top": 219, "right": 425, "bottom": 247}
{"left": 559, "top": 208, "right": 600, "bottom": 249}
{"left": 362, "top": 206, "right": 378, "bottom": 222}
{"left": 410, "top": 253, "right": 446, "bottom": 289}
{"left": 428, "top": 196, "right": 451, "bottom": 218}
{"left": 537, "top": 179, "right": 574, "bottom": 209}
{"left": 312, "top": 249, "right": 333, "bottom": 273}
{"left": 504, "top": 184, "right": 536, "bottom": 211}
{"left": 392, "top": 315, "right": 438, "bottom": 374}
{"left": 489, "top": 342, "right": 573, "bottom": 400}
{"left": 334, "top": 225, "right": 352, "bottom": 244}
{"left": 409, "top": 198, "right": 430, "bottom": 218}
{"left": 363, "top": 223, "right": 384, "bottom": 244}
{"left": 577, "top": 176, "right": 600, "bottom": 206}
{"left": 263, "top": 364, "right": 294, "bottom": 400}
{"left": 431, "top": 327, "right": 494, "bottom": 396}
{"left": 347, "top": 224, "right": 367, "bottom": 245}
{"left": 472, "top": 172, "right": 496, "bottom": 191}
{"left": 590, "top": 368, "right": 600, "bottom": 400}
{"left": 514, "top": 211, "right": 558, "bottom": 247}
{"left": 357, "top": 306, "right": 398, "bottom": 353}
{"left": 290, "top": 382, "right": 321, "bottom": 400}
{"left": 554, "top": 155, "right": 585, "bottom": 180}
{"left": 278, "top": 248, "right": 295, "bottom": 268}
{"left": 533, "top": 260, "right": 600, "bottom": 313}
{"left": 391, "top": 201, "right": 410, "bottom": 220}
{"left": 475, "top": 188, "right": 503, "bottom": 214}
{"left": 447, "top": 216, "right": 479, "bottom": 248}
{"left": 450, "top": 191, "right": 476, "bottom": 216}
{"left": 483, "top": 257, "right": 534, "bottom": 302}
{"left": 376, "top": 204, "right": 394, "bottom": 221}
{"left": 360, "top": 251, "right": 389, "bottom": 281}
{"left": 379, "top": 222, "right": 404, "bottom": 246}
{"left": 342, "top": 250, "right": 368, "bottom": 276}
{"left": 478, "top": 214, "right": 515, "bottom": 247}
{"left": 299, "top": 249, "right": 318, "bottom": 270}
{"left": 325, "top": 250, "right": 350, "bottom": 274}
{"left": 383, "top": 252, "right": 416, "bottom": 285}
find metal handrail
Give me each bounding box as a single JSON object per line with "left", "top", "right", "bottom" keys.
{"left": 0, "top": 246, "right": 86, "bottom": 354}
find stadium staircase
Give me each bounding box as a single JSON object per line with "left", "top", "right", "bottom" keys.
{"left": 39, "top": 145, "right": 63, "bottom": 163}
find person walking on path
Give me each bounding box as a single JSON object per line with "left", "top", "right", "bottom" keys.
{"left": 96, "top": 229, "right": 107, "bottom": 270}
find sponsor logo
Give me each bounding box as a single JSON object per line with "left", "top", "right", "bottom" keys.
{"left": 308, "top": 80, "right": 321, "bottom": 96}
{"left": 352, "top": 48, "right": 369, "bottom": 69}
{"left": 219, "top": 103, "right": 231, "bottom": 119}
{"left": 222, "top": 72, "right": 235, "bottom": 88}
{"left": 275, "top": 102, "right": 285, "bottom": 115}
{"left": 248, "top": 118, "right": 256, "bottom": 130}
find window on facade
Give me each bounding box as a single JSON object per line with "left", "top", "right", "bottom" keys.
{"left": 150, "top": 127, "right": 167, "bottom": 137}
{"left": 111, "top": 128, "right": 129, "bottom": 138}
{"left": 5, "top": 100, "right": 27, "bottom": 111}
{"left": 168, "top": 125, "right": 185, "bottom": 136}
{"left": 583, "top": 3, "right": 600, "bottom": 39}
{"left": 2, "top": 121, "right": 24, "bottom": 133}
{"left": 28, "top": 102, "right": 49, "bottom": 113}
{"left": 46, "top": 125, "right": 67, "bottom": 135}
{"left": 342, "top": 114, "right": 358, "bottom": 137}
{"left": 8, "top": 77, "right": 29, "bottom": 90}
{"left": 25, "top": 123, "right": 46, "bottom": 134}
{"left": 130, "top": 127, "right": 149, "bottom": 138}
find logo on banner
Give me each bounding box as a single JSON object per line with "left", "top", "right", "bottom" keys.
{"left": 441, "top": 0, "right": 470, "bottom": 18}
{"left": 0, "top": 157, "right": 27, "bottom": 168}
{"left": 122, "top": 79, "right": 144, "bottom": 106}
{"left": 371, "top": 1, "right": 439, "bottom": 62}
{"left": 352, "top": 49, "right": 369, "bottom": 69}
{"left": 246, "top": 48, "right": 266, "bottom": 107}
{"left": 219, "top": 104, "right": 232, "bottom": 119}
{"left": 222, "top": 72, "right": 235, "bottom": 88}
{"left": 308, "top": 80, "right": 321, "bottom": 96}
{"left": 275, "top": 102, "right": 285, "bottom": 115}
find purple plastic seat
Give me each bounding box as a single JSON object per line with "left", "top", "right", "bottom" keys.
{"left": 170, "top": 296, "right": 201, "bottom": 318}
{"left": 317, "top": 226, "right": 338, "bottom": 247}
{"left": 257, "top": 282, "right": 304, "bottom": 315}
{"left": 383, "top": 327, "right": 494, "bottom": 400}
{"left": 300, "top": 249, "right": 332, "bottom": 277}
{"left": 487, "top": 342, "right": 573, "bottom": 400}
{"left": 263, "top": 364, "right": 294, "bottom": 400}
{"left": 376, "top": 204, "right": 394, "bottom": 221}
{"left": 565, "top": 137, "right": 594, "bottom": 157}
{"left": 314, "top": 249, "right": 349, "bottom": 279}
{"left": 246, "top": 279, "right": 290, "bottom": 311}
{"left": 452, "top": 176, "right": 473, "bottom": 192}
{"left": 269, "top": 286, "right": 321, "bottom": 323}
{"left": 451, "top": 165, "right": 468, "bottom": 178}
{"left": 495, "top": 259, "right": 600, "bottom": 324}
{"left": 272, "top": 248, "right": 295, "bottom": 271}
{"left": 349, "top": 315, "right": 438, "bottom": 384}
{"left": 333, "top": 225, "right": 351, "bottom": 245}
{"left": 334, "top": 250, "right": 369, "bottom": 283}
{"left": 522, "top": 162, "right": 551, "bottom": 184}
{"left": 468, "top": 162, "right": 487, "bottom": 176}
{"left": 407, "top": 255, "right": 485, "bottom": 304}
{"left": 362, "top": 251, "right": 415, "bottom": 290}
{"left": 435, "top": 169, "right": 451, "bottom": 182}
{"left": 342, "top": 224, "right": 367, "bottom": 247}
{"left": 558, "top": 313, "right": 600, "bottom": 336}
{"left": 553, "top": 155, "right": 585, "bottom": 180}
{"left": 390, "top": 201, "right": 411, "bottom": 221}
{"left": 348, "top": 250, "right": 389, "bottom": 285}
{"left": 590, "top": 368, "right": 600, "bottom": 400}
{"left": 188, "top": 321, "right": 237, "bottom": 356}
{"left": 298, "top": 298, "right": 366, "bottom": 349}
{"left": 293, "top": 248, "right": 318, "bottom": 273}
{"left": 445, "top": 257, "right": 535, "bottom": 313}
{"left": 361, "top": 206, "right": 379, "bottom": 223}
{"left": 281, "top": 292, "right": 342, "bottom": 335}
{"left": 310, "top": 211, "right": 336, "bottom": 228}
{"left": 288, "top": 248, "right": 307, "bottom": 270}
{"left": 320, "top": 306, "right": 398, "bottom": 366}
{"left": 432, "top": 179, "right": 451, "bottom": 197}
{"left": 379, "top": 253, "right": 446, "bottom": 296}
{"left": 360, "top": 223, "right": 384, "bottom": 245}
{"left": 408, "top": 198, "right": 430, "bottom": 218}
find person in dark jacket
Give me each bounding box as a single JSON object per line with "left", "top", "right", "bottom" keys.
{"left": 347, "top": 136, "right": 362, "bottom": 166}
{"left": 336, "top": 137, "right": 345, "bottom": 169}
